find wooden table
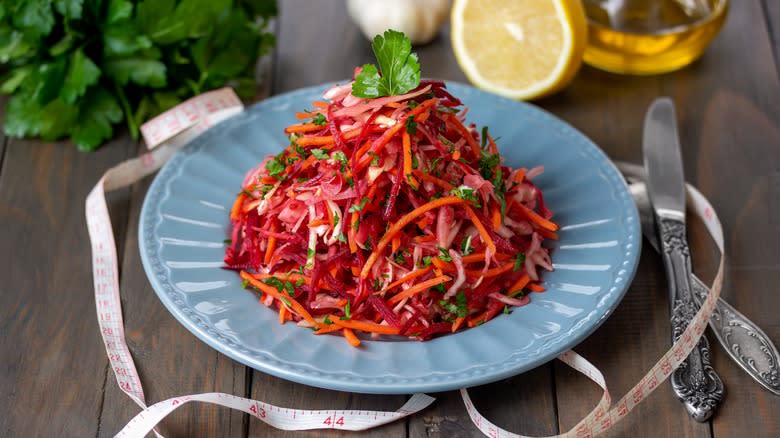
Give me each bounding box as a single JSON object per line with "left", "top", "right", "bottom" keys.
{"left": 2, "top": 1, "right": 779, "bottom": 436}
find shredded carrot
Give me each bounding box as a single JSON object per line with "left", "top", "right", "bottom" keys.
{"left": 515, "top": 203, "right": 559, "bottom": 231}
{"left": 361, "top": 196, "right": 466, "bottom": 278}
{"left": 491, "top": 205, "right": 501, "bottom": 230}
{"left": 325, "top": 202, "right": 335, "bottom": 228}
{"left": 348, "top": 211, "right": 359, "bottom": 253}
{"left": 414, "top": 170, "right": 454, "bottom": 191}
{"left": 413, "top": 233, "right": 436, "bottom": 243}
{"left": 312, "top": 101, "right": 328, "bottom": 109}
{"left": 296, "top": 127, "right": 362, "bottom": 146}
{"left": 356, "top": 122, "right": 405, "bottom": 171}
{"left": 467, "top": 261, "right": 514, "bottom": 278}
{"left": 230, "top": 193, "right": 246, "bottom": 221}
{"left": 486, "top": 131, "right": 498, "bottom": 154}
{"left": 508, "top": 274, "right": 530, "bottom": 297}
{"left": 527, "top": 283, "right": 546, "bottom": 292}
{"left": 514, "top": 168, "right": 527, "bottom": 183}
{"left": 308, "top": 218, "right": 329, "bottom": 227}
{"left": 416, "top": 215, "right": 433, "bottom": 230}
{"left": 284, "top": 123, "right": 326, "bottom": 134}
{"left": 464, "top": 205, "right": 497, "bottom": 255}
{"left": 378, "top": 266, "right": 432, "bottom": 295}
{"left": 264, "top": 220, "right": 278, "bottom": 265}
{"left": 452, "top": 316, "right": 466, "bottom": 332}
{"left": 385, "top": 102, "right": 403, "bottom": 108}
{"left": 388, "top": 275, "right": 452, "bottom": 304}
{"left": 240, "top": 272, "right": 316, "bottom": 325}
{"left": 313, "top": 324, "right": 342, "bottom": 335}
{"left": 333, "top": 318, "right": 400, "bottom": 335}
{"left": 536, "top": 228, "right": 559, "bottom": 240}
{"left": 295, "top": 111, "right": 314, "bottom": 120}
{"left": 446, "top": 113, "right": 481, "bottom": 158}
{"left": 452, "top": 150, "right": 461, "bottom": 161}
{"left": 342, "top": 328, "right": 361, "bottom": 347}
{"left": 391, "top": 236, "right": 401, "bottom": 254}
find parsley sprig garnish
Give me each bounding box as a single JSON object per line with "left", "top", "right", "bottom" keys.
{"left": 352, "top": 30, "right": 421, "bottom": 98}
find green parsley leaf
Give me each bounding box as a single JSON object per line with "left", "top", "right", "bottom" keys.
{"left": 369, "top": 151, "right": 380, "bottom": 167}
{"left": 223, "top": 239, "right": 232, "bottom": 244}
{"left": 261, "top": 277, "right": 285, "bottom": 292}
{"left": 450, "top": 186, "right": 480, "bottom": 207}
{"left": 478, "top": 151, "right": 501, "bottom": 180}
{"left": 323, "top": 316, "right": 333, "bottom": 325}
{"left": 439, "top": 300, "right": 459, "bottom": 314}
{"left": 406, "top": 116, "right": 417, "bottom": 135}
{"left": 340, "top": 300, "right": 352, "bottom": 320}
{"left": 295, "top": 277, "right": 305, "bottom": 287}
{"left": 411, "top": 152, "right": 419, "bottom": 169}
{"left": 283, "top": 280, "right": 295, "bottom": 296}
{"left": 336, "top": 233, "right": 347, "bottom": 243}
{"left": 265, "top": 158, "right": 285, "bottom": 177}
{"left": 61, "top": 49, "right": 101, "bottom": 104}
{"left": 422, "top": 255, "right": 433, "bottom": 267}
{"left": 456, "top": 291, "right": 468, "bottom": 318}
{"left": 351, "top": 29, "right": 421, "bottom": 98}
{"left": 513, "top": 253, "right": 526, "bottom": 272}
{"left": 311, "top": 148, "right": 329, "bottom": 160}
{"left": 393, "top": 251, "right": 406, "bottom": 265}
{"left": 503, "top": 305, "right": 511, "bottom": 315}
{"left": 433, "top": 283, "right": 446, "bottom": 293}
{"left": 260, "top": 184, "right": 274, "bottom": 199}
{"left": 438, "top": 246, "right": 453, "bottom": 262}
{"left": 331, "top": 150, "right": 349, "bottom": 172}
{"left": 241, "top": 279, "right": 250, "bottom": 289}
{"left": 312, "top": 113, "right": 327, "bottom": 125}
{"left": 461, "top": 235, "right": 473, "bottom": 256}
{"left": 349, "top": 197, "right": 370, "bottom": 213}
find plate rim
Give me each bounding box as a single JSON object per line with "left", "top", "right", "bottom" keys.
{"left": 138, "top": 81, "right": 642, "bottom": 394}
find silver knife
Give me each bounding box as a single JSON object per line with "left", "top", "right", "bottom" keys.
{"left": 618, "top": 164, "right": 780, "bottom": 397}
{"left": 643, "top": 97, "right": 725, "bottom": 421}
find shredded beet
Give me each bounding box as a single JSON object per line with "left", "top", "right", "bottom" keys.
{"left": 226, "top": 79, "right": 558, "bottom": 345}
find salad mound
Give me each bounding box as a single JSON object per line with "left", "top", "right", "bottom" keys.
{"left": 224, "top": 31, "right": 557, "bottom": 346}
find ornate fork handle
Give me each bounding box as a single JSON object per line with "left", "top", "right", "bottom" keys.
{"left": 690, "top": 277, "right": 780, "bottom": 395}
{"left": 659, "top": 217, "right": 725, "bottom": 421}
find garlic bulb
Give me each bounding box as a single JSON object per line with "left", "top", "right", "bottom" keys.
{"left": 346, "top": 0, "right": 451, "bottom": 46}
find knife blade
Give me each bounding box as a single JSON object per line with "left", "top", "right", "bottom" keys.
{"left": 643, "top": 97, "right": 725, "bottom": 421}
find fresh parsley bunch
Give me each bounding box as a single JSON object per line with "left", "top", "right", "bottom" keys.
{"left": 0, "top": 0, "right": 276, "bottom": 151}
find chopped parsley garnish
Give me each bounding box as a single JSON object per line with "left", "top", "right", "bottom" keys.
{"left": 340, "top": 300, "right": 352, "bottom": 320}
{"left": 433, "top": 283, "right": 446, "bottom": 293}
{"left": 450, "top": 186, "right": 480, "bottom": 206}
{"left": 223, "top": 239, "right": 232, "bottom": 244}
{"left": 422, "top": 255, "right": 433, "bottom": 266}
{"left": 461, "top": 235, "right": 473, "bottom": 256}
{"left": 323, "top": 316, "right": 333, "bottom": 325}
{"left": 406, "top": 116, "right": 417, "bottom": 135}
{"left": 438, "top": 246, "right": 452, "bottom": 262}
{"left": 295, "top": 277, "right": 305, "bottom": 287}
{"left": 478, "top": 151, "right": 501, "bottom": 181}
{"left": 336, "top": 233, "right": 347, "bottom": 243}
{"left": 265, "top": 157, "right": 285, "bottom": 177}
{"left": 311, "top": 148, "right": 329, "bottom": 160}
{"left": 393, "top": 251, "right": 406, "bottom": 265}
{"left": 332, "top": 213, "right": 340, "bottom": 227}
{"left": 331, "top": 150, "right": 349, "bottom": 172}
{"left": 411, "top": 152, "right": 419, "bottom": 169}
{"left": 351, "top": 30, "right": 421, "bottom": 98}
{"left": 241, "top": 279, "right": 250, "bottom": 289}
{"left": 456, "top": 291, "right": 468, "bottom": 317}
{"left": 312, "top": 113, "right": 327, "bottom": 126}
{"left": 349, "top": 197, "right": 370, "bottom": 213}
{"left": 369, "top": 151, "right": 380, "bottom": 167}
{"left": 513, "top": 252, "right": 526, "bottom": 272}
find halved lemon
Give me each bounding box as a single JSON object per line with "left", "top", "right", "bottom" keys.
{"left": 451, "top": 0, "right": 587, "bottom": 100}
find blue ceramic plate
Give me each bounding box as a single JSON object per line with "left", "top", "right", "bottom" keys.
{"left": 139, "top": 82, "right": 640, "bottom": 394}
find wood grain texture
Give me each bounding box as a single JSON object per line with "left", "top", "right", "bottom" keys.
{"left": 0, "top": 135, "right": 135, "bottom": 437}
{"left": 763, "top": 0, "right": 780, "bottom": 72}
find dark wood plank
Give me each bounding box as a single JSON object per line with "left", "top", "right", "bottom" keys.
{"left": 0, "top": 135, "right": 135, "bottom": 436}
{"left": 762, "top": 0, "right": 780, "bottom": 72}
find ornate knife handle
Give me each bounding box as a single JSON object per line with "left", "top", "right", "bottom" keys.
{"left": 690, "top": 277, "right": 780, "bottom": 395}
{"left": 659, "top": 217, "right": 725, "bottom": 422}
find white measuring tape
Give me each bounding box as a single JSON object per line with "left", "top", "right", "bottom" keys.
{"left": 86, "top": 88, "right": 724, "bottom": 437}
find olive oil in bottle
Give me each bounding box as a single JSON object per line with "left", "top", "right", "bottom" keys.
{"left": 582, "top": 0, "right": 728, "bottom": 75}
